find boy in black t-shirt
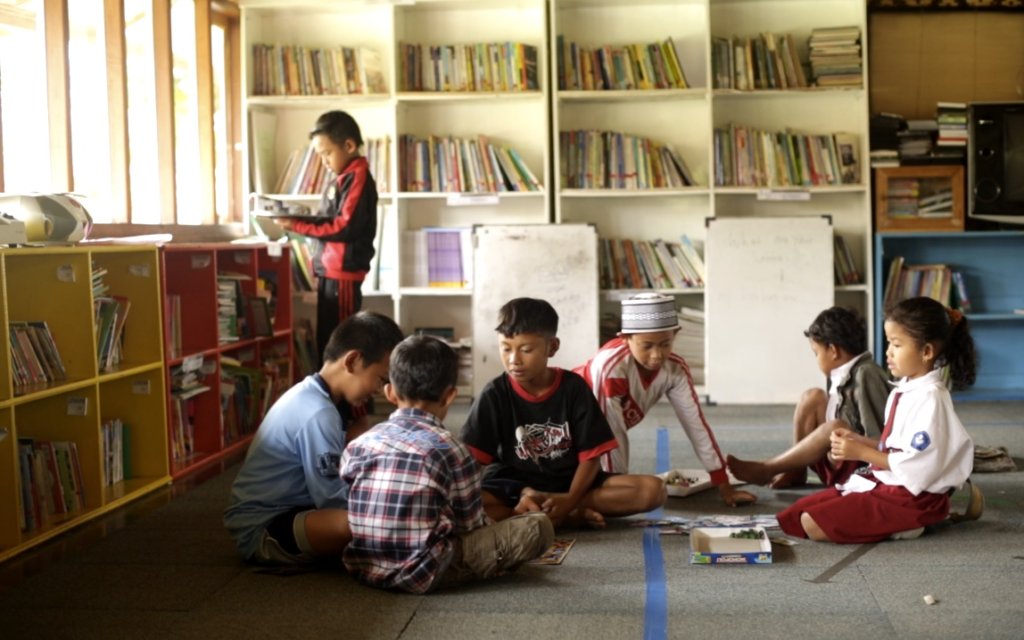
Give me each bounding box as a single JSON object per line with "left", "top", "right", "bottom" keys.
{"left": 460, "top": 297, "right": 666, "bottom": 528}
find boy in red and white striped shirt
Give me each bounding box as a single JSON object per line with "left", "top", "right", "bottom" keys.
{"left": 575, "top": 293, "right": 756, "bottom": 507}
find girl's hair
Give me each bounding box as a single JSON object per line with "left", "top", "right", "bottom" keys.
{"left": 885, "top": 297, "right": 977, "bottom": 390}
{"left": 804, "top": 306, "right": 866, "bottom": 355}
{"left": 495, "top": 297, "right": 558, "bottom": 338}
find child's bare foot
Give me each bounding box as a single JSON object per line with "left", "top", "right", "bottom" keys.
{"left": 726, "top": 454, "right": 775, "bottom": 486}
{"left": 769, "top": 469, "right": 808, "bottom": 489}
{"left": 565, "top": 507, "right": 606, "bottom": 529}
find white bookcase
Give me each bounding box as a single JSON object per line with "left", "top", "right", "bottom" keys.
{"left": 551, "top": 0, "right": 874, "bottom": 371}
{"left": 242, "top": 0, "right": 874, "bottom": 397}
{"left": 240, "top": 0, "right": 550, "bottom": 365}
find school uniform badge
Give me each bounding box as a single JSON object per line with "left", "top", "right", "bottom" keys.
{"left": 911, "top": 431, "right": 931, "bottom": 451}
{"left": 317, "top": 452, "right": 341, "bottom": 476}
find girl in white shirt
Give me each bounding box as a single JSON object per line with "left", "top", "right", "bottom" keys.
{"left": 776, "top": 296, "right": 978, "bottom": 543}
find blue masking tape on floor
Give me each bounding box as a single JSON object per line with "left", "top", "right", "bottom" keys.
{"left": 642, "top": 426, "right": 672, "bottom": 640}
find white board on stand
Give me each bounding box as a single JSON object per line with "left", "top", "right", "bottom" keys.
{"left": 472, "top": 224, "right": 600, "bottom": 398}
{"left": 705, "top": 216, "right": 834, "bottom": 404}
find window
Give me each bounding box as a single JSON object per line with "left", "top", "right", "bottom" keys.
{"left": 1, "top": 0, "right": 241, "bottom": 224}
{"left": 171, "top": 0, "right": 201, "bottom": 224}
{"left": 68, "top": 0, "right": 115, "bottom": 221}
{"left": 124, "top": 0, "right": 162, "bottom": 224}
{"left": 0, "top": 0, "right": 50, "bottom": 192}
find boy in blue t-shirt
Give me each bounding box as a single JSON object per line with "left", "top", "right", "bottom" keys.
{"left": 460, "top": 297, "right": 666, "bottom": 528}
{"left": 223, "top": 311, "right": 402, "bottom": 565}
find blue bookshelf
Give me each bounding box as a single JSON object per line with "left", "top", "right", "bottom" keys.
{"left": 874, "top": 231, "right": 1024, "bottom": 401}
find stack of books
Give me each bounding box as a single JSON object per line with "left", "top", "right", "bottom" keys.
{"left": 674, "top": 306, "right": 705, "bottom": 385}
{"left": 898, "top": 119, "right": 937, "bottom": 163}
{"left": 935, "top": 102, "right": 968, "bottom": 160}
{"left": 869, "top": 112, "right": 905, "bottom": 167}
{"left": 808, "top": 26, "right": 862, "bottom": 87}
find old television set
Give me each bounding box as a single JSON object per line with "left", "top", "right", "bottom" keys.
{"left": 968, "top": 101, "right": 1024, "bottom": 225}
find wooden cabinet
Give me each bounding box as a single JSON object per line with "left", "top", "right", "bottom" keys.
{"left": 874, "top": 165, "right": 965, "bottom": 233}
{"left": 160, "top": 243, "right": 293, "bottom": 479}
{"left": 0, "top": 246, "right": 168, "bottom": 563}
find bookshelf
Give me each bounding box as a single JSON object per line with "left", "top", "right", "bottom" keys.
{"left": 0, "top": 246, "right": 168, "bottom": 563}
{"left": 551, "top": 0, "right": 875, "bottom": 381}
{"left": 160, "top": 243, "right": 293, "bottom": 479}
{"left": 874, "top": 231, "right": 1024, "bottom": 401}
{"left": 241, "top": 0, "right": 551, "bottom": 385}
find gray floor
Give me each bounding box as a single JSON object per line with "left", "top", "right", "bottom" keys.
{"left": 1, "top": 400, "right": 1022, "bottom": 639}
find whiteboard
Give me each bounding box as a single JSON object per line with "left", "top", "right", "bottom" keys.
{"left": 472, "top": 224, "right": 600, "bottom": 397}
{"left": 705, "top": 217, "right": 834, "bottom": 404}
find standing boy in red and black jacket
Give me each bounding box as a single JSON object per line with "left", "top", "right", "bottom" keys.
{"left": 276, "top": 110, "right": 378, "bottom": 429}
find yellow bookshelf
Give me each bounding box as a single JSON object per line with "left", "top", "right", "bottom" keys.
{"left": 0, "top": 245, "right": 169, "bottom": 564}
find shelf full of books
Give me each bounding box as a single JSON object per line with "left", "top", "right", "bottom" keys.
{"left": 0, "top": 246, "right": 169, "bottom": 563}
{"left": 160, "top": 244, "right": 293, "bottom": 479}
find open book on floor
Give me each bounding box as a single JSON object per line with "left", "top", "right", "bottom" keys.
{"left": 663, "top": 468, "right": 745, "bottom": 498}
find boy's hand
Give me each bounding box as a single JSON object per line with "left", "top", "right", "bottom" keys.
{"left": 540, "top": 494, "right": 577, "bottom": 527}
{"left": 513, "top": 493, "right": 544, "bottom": 515}
{"left": 719, "top": 483, "right": 757, "bottom": 507}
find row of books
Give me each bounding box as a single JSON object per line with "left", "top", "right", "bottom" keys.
{"left": 882, "top": 257, "right": 972, "bottom": 312}
{"left": 397, "top": 42, "right": 539, "bottom": 92}
{"left": 711, "top": 32, "right": 809, "bottom": 91}
{"left": 556, "top": 36, "right": 689, "bottom": 91}
{"left": 94, "top": 296, "right": 131, "bottom": 373}
{"left": 559, "top": 130, "right": 697, "bottom": 190}
{"left": 713, "top": 125, "right": 860, "bottom": 187}
{"left": 250, "top": 44, "right": 386, "bottom": 96}
{"left": 402, "top": 227, "right": 473, "bottom": 289}
{"left": 221, "top": 356, "right": 269, "bottom": 447}
{"left": 217, "top": 273, "right": 249, "bottom": 344}
{"left": 9, "top": 320, "right": 66, "bottom": 391}
{"left": 274, "top": 137, "right": 389, "bottom": 195}
{"left": 17, "top": 438, "right": 85, "bottom": 532}
{"left": 599, "top": 236, "right": 706, "bottom": 291}
{"left": 169, "top": 358, "right": 214, "bottom": 465}
{"left": 808, "top": 26, "right": 863, "bottom": 88}
{"left": 101, "top": 419, "right": 130, "bottom": 487}
{"left": 398, "top": 134, "right": 541, "bottom": 193}
{"left": 833, "top": 235, "right": 862, "bottom": 285}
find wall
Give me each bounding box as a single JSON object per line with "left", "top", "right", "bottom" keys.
{"left": 869, "top": 12, "right": 1024, "bottom": 118}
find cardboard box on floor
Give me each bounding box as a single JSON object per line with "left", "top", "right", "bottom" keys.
{"left": 689, "top": 526, "right": 772, "bottom": 565}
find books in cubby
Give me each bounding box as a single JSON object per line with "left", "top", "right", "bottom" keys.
{"left": 169, "top": 359, "right": 213, "bottom": 465}
{"left": 711, "top": 32, "right": 807, "bottom": 90}
{"left": 398, "top": 42, "right": 539, "bottom": 92}
{"left": 833, "top": 235, "right": 861, "bottom": 285}
{"left": 220, "top": 356, "right": 266, "bottom": 446}
{"left": 274, "top": 136, "right": 390, "bottom": 195}
{"left": 560, "top": 130, "right": 696, "bottom": 189}
{"left": 217, "top": 273, "right": 250, "bottom": 343}
{"left": 399, "top": 135, "right": 541, "bottom": 193}
{"left": 808, "top": 26, "right": 862, "bottom": 88}
{"left": 882, "top": 256, "right": 952, "bottom": 309}
{"left": 935, "top": 102, "right": 968, "bottom": 154}
{"left": 101, "top": 419, "right": 130, "bottom": 487}
{"left": 94, "top": 296, "right": 131, "bottom": 372}
{"left": 17, "top": 437, "right": 85, "bottom": 531}
{"left": 556, "top": 36, "right": 688, "bottom": 91}
{"left": 250, "top": 44, "right": 386, "bottom": 96}
{"left": 883, "top": 177, "right": 955, "bottom": 219}
{"left": 293, "top": 318, "right": 318, "bottom": 378}
{"left": 9, "top": 320, "right": 67, "bottom": 391}
{"left": 600, "top": 236, "right": 705, "bottom": 291}
{"left": 402, "top": 227, "right": 473, "bottom": 289}
{"left": 713, "top": 126, "right": 859, "bottom": 187}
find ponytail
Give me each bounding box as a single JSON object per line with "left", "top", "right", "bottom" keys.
{"left": 885, "top": 297, "right": 978, "bottom": 390}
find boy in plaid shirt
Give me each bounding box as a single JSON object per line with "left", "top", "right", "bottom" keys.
{"left": 340, "top": 335, "right": 554, "bottom": 594}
